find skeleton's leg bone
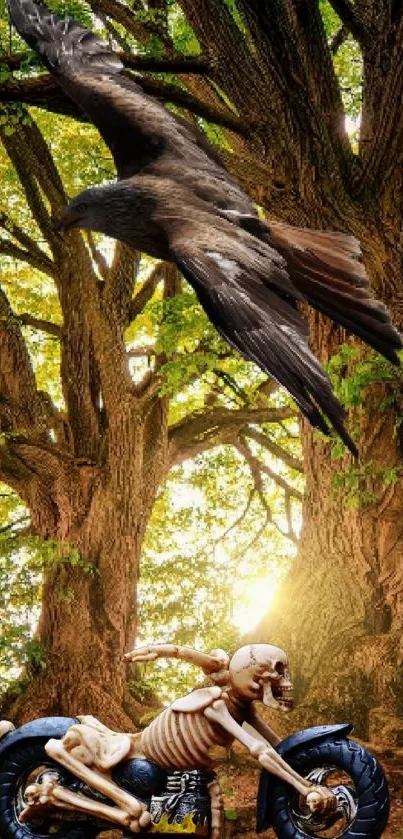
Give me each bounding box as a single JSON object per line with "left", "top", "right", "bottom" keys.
{"left": 51, "top": 783, "right": 147, "bottom": 831}
{"left": 76, "top": 715, "right": 115, "bottom": 732}
{"left": 45, "top": 739, "right": 146, "bottom": 817}
{"left": 208, "top": 779, "right": 224, "bottom": 839}
{"left": 204, "top": 700, "right": 311, "bottom": 796}
{"left": 19, "top": 777, "right": 146, "bottom": 833}
{"left": 64, "top": 722, "right": 132, "bottom": 770}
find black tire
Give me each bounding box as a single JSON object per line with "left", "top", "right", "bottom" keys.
{"left": 268, "top": 737, "right": 389, "bottom": 839}
{"left": 0, "top": 737, "right": 99, "bottom": 839}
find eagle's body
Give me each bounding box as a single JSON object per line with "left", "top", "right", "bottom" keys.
{"left": 8, "top": 0, "right": 403, "bottom": 454}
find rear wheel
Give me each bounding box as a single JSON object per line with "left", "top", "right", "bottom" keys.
{"left": 0, "top": 738, "right": 99, "bottom": 839}
{"left": 268, "top": 738, "right": 389, "bottom": 838}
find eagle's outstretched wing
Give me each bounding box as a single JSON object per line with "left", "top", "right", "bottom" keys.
{"left": 7, "top": 0, "right": 225, "bottom": 179}
{"left": 171, "top": 234, "right": 353, "bottom": 451}
{"left": 160, "top": 202, "right": 401, "bottom": 454}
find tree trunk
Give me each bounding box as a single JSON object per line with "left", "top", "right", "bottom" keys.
{"left": 257, "top": 230, "right": 403, "bottom": 743}
{"left": 2, "top": 394, "right": 169, "bottom": 727}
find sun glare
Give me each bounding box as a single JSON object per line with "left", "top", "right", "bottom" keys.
{"left": 233, "top": 575, "right": 279, "bottom": 635}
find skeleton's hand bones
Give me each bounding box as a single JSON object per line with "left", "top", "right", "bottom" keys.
{"left": 306, "top": 786, "right": 337, "bottom": 814}
{"left": 124, "top": 646, "right": 159, "bottom": 663}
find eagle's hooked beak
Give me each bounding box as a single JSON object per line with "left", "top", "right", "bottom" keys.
{"left": 51, "top": 213, "right": 70, "bottom": 233}
{"left": 51, "top": 206, "right": 83, "bottom": 233}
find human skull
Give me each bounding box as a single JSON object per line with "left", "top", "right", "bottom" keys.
{"left": 229, "top": 644, "right": 293, "bottom": 711}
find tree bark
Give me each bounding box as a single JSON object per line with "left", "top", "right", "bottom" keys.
{"left": 4, "top": 398, "right": 168, "bottom": 728}
{"left": 257, "top": 240, "right": 403, "bottom": 741}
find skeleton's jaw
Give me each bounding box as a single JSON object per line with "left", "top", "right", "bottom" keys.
{"left": 262, "top": 680, "right": 294, "bottom": 712}
{"left": 261, "top": 680, "right": 280, "bottom": 709}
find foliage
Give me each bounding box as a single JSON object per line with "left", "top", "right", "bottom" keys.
{"left": 325, "top": 344, "right": 403, "bottom": 461}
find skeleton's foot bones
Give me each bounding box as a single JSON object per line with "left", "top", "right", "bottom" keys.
{"left": 19, "top": 774, "right": 151, "bottom": 832}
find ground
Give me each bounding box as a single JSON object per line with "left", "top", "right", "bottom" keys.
{"left": 218, "top": 742, "right": 403, "bottom": 838}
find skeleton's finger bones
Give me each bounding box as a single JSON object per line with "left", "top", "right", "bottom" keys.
{"left": 124, "top": 649, "right": 158, "bottom": 662}
{"left": 139, "top": 810, "right": 152, "bottom": 828}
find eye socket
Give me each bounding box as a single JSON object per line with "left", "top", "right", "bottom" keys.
{"left": 274, "top": 661, "right": 285, "bottom": 675}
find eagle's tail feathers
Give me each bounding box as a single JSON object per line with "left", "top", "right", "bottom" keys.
{"left": 267, "top": 221, "right": 403, "bottom": 364}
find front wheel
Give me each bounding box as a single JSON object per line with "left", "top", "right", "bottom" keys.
{"left": 0, "top": 737, "right": 99, "bottom": 839}
{"left": 268, "top": 737, "right": 389, "bottom": 838}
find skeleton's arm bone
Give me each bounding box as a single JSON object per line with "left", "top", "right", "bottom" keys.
{"left": 124, "top": 644, "right": 225, "bottom": 674}
{"left": 204, "top": 700, "right": 311, "bottom": 796}
{"left": 244, "top": 706, "right": 282, "bottom": 747}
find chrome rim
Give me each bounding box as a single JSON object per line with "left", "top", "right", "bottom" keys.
{"left": 291, "top": 766, "right": 358, "bottom": 837}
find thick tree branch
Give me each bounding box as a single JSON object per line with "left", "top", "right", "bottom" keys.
{"left": 85, "top": 231, "right": 109, "bottom": 281}
{"left": 0, "top": 237, "right": 54, "bottom": 277}
{"left": 121, "top": 53, "right": 210, "bottom": 74}
{"left": 1, "top": 50, "right": 211, "bottom": 75}
{"left": 0, "top": 76, "right": 83, "bottom": 118}
{"left": 17, "top": 112, "right": 66, "bottom": 207}
{"left": 327, "top": 0, "right": 366, "bottom": 42}
{"left": 103, "top": 241, "right": 140, "bottom": 332}
{"left": 18, "top": 313, "right": 61, "bottom": 338}
{"left": 239, "top": 0, "right": 355, "bottom": 182}
{"left": 0, "top": 210, "right": 55, "bottom": 277}
{"left": 0, "top": 121, "right": 58, "bottom": 247}
{"left": 244, "top": 427, "right": 303, "bottom": 473}
{"left": 0, "top": 286, "right": 52, "bottom": 438}
{"left": 89, "top": 0, "right": 166, "bottom": 45}
{"left": 128, "top": 263, "right": 165, "bottom": 321}
{"left": 169, "top": 405, "right": 296, "bottom": 463}
{"left": 0, "top": 74, "right": 247, "bottom": 134}
{"left": 140, "top": 76, "right": 247, "bottom": 132}
{"left": 358, "top": 14, "right": 403, "bottom": 195}
{"left": 0, "top": 443, "right": 35, "bottom": 491}
{"left": 0, "top": 209, "right": 55, "bottom": 276}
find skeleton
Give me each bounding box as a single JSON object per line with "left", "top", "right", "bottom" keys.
{"left": 16, "top": 643, "right": 336, "bottom": 835}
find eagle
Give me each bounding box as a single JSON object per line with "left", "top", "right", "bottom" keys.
{"left": 8, "top": 0, "right": 403, "bottom": 455}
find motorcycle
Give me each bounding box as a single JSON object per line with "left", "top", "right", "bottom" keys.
{"left": 0, "top": 716, "right": 389, "bottom": 839}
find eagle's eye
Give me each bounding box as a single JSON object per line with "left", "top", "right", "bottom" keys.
{"left": 75, "top": 201, "right": 88, "bottom": 214}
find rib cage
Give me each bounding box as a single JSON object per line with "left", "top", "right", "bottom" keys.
{"left": 140, "top": 708, "right": 232, "bottom": 769}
